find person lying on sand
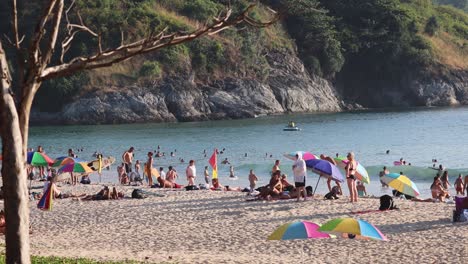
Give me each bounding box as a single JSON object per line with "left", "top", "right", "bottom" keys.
{"left": 257, "top": 171, "right": 283, "bottom": 200}
{"left": 210, "top": 178, "right": 240, "bottom": 191}
{"left": 80, "top": 186, "right": 123, "bottom": 201}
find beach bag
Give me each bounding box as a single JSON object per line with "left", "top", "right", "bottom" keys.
{"left": 131, "top": 189, "right": 146, "bottom": 199}
{"left": 305, "top": 186, "right": 313, "bottom": 197}
{"left": 379, "top": 195, "right": 397, "bottom": 210}
{"left": 185, "top": 185, "right": 199, "bottom": 191}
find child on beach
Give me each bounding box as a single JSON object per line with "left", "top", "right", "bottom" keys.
{"left": 356, "top": 181, "right": 367, "bottom": 197}
{"left": 454, "top": 174, "right": 464, "bottom": 195}
{"left": 248, "top": 169, "right": 258, "bottom": 192}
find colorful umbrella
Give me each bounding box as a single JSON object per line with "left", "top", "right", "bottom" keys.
{"left": 380, "top": 173, "right": 420, "bottom": 197}
{"left": 306, "top": 159, "right": 344, "bottom": 196}
{"left": 27, "top": 151, "right": 54, "bottom": 166}
{"left": 284, "top": 151, "right": 319, "bottom": 161}
{"left": 334, "top": 157, "right": 370, "bottom": 184}
{"left": 37, "top": 183, "right": 54, "bottom": 211}
{"left": 318, "top": 218, "right": 387, "bottom": 241}
{"left": 52, "top": 156, "right": 83, "bottom": 167}
{"left": 268, "top": 221, "right": 334, "bottom": 240}
{"left": 57, "top": 162, "right": 94, "bottom": 174}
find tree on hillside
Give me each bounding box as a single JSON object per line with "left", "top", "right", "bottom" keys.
{"left": 0, "top": 0, "right": 278, "bottom": 262}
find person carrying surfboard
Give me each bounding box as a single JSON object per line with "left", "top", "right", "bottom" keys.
{"left": 122, "top": 147, "right": 134, "bottom": 174}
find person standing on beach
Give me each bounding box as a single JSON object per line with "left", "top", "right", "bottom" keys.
{"left": 204, "top": 166, "right": 210, "bottom": 184}
{"left": 135, "top": 160, "right": 141, "bottom": 176}
{"left": 37, "top": 145, "right": 46, "bottom": 179}
{"left": 186, "top": 160, "right": 196, "bottom": 186}
{"left": 272, "top": 160, "right": 280, "bottom": 174}
{"left": 345, "top": 152, "right": 358, "bottom": 203}
{"left": 464, "top": 175, "right": 468, "bottom": 196}
{"left": 293, "top": 154, "right": 307, "bottom": 202}
{"left": 248, "top": 169, "right": 258, "bottom": 192}
{"left": 122, "top": 147, "right": 134, "bottom": 174}
{"left": 440, "top": 170, "right": 451, "bottom": 190}
{"left": 379, "top": 166, "right": 389, "bottom": 187}
{"left": 229, "top": 166, "right": 235, "bottom": 178}
{"left": 454, "top": 174, "right": 464, "bottom": 195}
{"left": 145, "top": 152, "right": 154, "bottom": 186}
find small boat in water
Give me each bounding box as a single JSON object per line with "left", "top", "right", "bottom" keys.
{"left": 283, "top": 121, "right": 300, "bottom": 131}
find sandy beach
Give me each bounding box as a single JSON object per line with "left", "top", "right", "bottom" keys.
{"left": 1, "top": 183, "right": 467, "bottom": 263}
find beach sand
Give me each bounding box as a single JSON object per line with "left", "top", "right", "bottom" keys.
{"left": 1, "top": 183, "right": 467, "bottom": 263}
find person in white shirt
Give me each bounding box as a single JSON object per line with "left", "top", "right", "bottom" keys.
{"left": 186, "top": 160, "right": 196, "bottom": 186}
{"left": 293, "top": 154, "right": 307, "bottom": 201}
{"left": 159, "top": 167, "right": 166, "bottom": 180}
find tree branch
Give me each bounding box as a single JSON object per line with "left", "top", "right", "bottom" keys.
{"left": 40, "top": 4, "right": 279, "bottom": 81}
{"left": 29, "top": 0, "right": 59, "bottom": 66}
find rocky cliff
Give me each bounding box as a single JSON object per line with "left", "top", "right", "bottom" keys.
{"left": 31, "top": 51, "right": 343, "bottom": 125}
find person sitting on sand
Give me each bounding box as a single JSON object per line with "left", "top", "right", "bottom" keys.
{"left": 258, "top": 171, "right": 282, "bottom": 200}
{"left": 454, "top": 174, "right": 464, "bottom": 195}
{"left": 430, "top": 176, "right": 448, "bottom": 202}
{"left": 166, "top": 166, "right": 177, "bottom": 183}
{"left": 356, "top": 181, "right": 367, "bottom": 197}
{"left": 280, "top": 174, "right": 294, "bottom": 192}
{"left": 324, "top": 185, "right": 342, "bottom": 200}
{"left": 120, "top": 172, "right": 129, "bottom": 185}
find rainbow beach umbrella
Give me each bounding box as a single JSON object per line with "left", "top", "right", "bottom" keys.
{"left": 27, "top": 151, "right": 54, "bottom": 166}
{"left": 334, "top": 157, "right": 370, "bottom": 184}
{"left": 380, "top": 173, "right": 420, "bottom": 197}
{"left": 52, "top": 156, "right": 83, "bottom": 167}
{"left": 318, "top": 218, "right": 387, "bottom": 241}
{"left": 268, "top": 221, "right": 334, "bottom": 240}
{"left": 37, "top": 183, "right": 54, "bottom": 211}
{"left": 284, "top": 151, "right": 319, "bottom": 161}
{"left": 57, "top": 162, "right": 93, "bottom": 174}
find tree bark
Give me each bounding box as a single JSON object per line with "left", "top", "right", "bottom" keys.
{"left": 0, "top": 42, "right": 31, "bottom": 264}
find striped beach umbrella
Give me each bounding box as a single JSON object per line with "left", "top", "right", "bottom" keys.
{"left": 319, "top": 218, "right": 387, "bottom": 241}
{"left": 52, "top": 156, "right": 83, "bottom": 167}
{"left": 268, "top": 221, "right": 334, "bottom": 240}
{"left": 284, "top": 151, "right": 319, "bottom": 161}
{"left": 57, "top": 162, "right": 93, "bottom": 174}
{"left": 380, "top": 173, "right": 420, "bottom": 197}
{"left": 27, "top": 151, "right": 54, "bottom": 166}
{"left": 334, "top": 157, "right": 370, "bottom": 184}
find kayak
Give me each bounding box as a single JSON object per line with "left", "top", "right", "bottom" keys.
{"left": 283, "top": 127, "right": 300, "bottom": 131}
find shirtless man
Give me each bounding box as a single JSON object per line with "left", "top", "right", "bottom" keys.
{"left": 166, "top": 166, "right": 177, "bottom": 183}
{"left": 186, "top": 160, "right": 196, "bottom": 186}
{"left": 122, "top": 147, "right": 134, "bottom": 174}
{"left": 272, "top": 160, "right": 280, "bottom": 174}
{"left": 248, "top": 169, "right": 258, "bottom": 192}
{"left": 157, "top": 176, "right": 174, "bottom": 188}
{"left": 454, "top": 174, "right": 464, "bottom": 195}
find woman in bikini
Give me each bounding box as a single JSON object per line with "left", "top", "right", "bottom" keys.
{"left": 346, "top": 152, "right": 358, "bottom": 203}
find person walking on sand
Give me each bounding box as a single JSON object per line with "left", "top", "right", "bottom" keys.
{"left": 272, "top": 160, "right": 280, "bottom": 174}
{"left": 293, "top": 154, "right": 307, "bottom": 202}
{"left": 122, "top": 147, "right": 134, "bottom": 174}
{"left": 145, "top": 152, "right": 154, "bottom": 186}
{"left": 204, "top": 166, "right": 210, "bottom": 184}
{"left": 248, "top": 169, "right": 258, "bottom": 192}
{"left": 346, "top": 152, "right": 358, "bottom": 203}
{"left": 186, "top": 160, "right": 196, "bottom": 186}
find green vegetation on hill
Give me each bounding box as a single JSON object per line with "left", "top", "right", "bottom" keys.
{"left": 0, "top": 0, "right": 466, "bottom": 111}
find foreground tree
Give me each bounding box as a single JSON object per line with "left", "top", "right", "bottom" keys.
{"left": 0, "top": 0, "right": 278, "bottom": 262}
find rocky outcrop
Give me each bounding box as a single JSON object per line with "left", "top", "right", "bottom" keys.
{"left": 31, "top": 51, "right": 343, "bottom": 125}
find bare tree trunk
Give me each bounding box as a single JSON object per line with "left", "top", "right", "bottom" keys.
{"left": 0, "top": 43, "right": 31, "bottom": 263}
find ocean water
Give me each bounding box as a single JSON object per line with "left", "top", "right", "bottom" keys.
{"left": 24, "top": 106, "right": 468, "bottom": 198}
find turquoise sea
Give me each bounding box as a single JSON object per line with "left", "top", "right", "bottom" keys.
{"left": 26, "top": 106, "right": 468, "bottom": 198}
